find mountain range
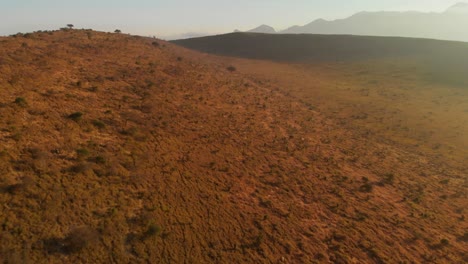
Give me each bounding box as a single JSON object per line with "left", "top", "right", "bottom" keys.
{"left": 242, "top": 2, "right": 468, "bottom": 42}
{"left": 247, "top": 24, "right": 276, "bottom": 34}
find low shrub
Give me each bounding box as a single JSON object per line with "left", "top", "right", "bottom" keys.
{"left": 92, "top": 120, "right": 105, "bottom": 129}
{"left": 359, "top": 183, "right": 373, "bottom": 193}
{"left": 144, "top": 223, "right": 162, "bottom": 238}
{"left": 68, "top": 112, "right": 83, "bottom": 122}
{"left": 62, "top": 227, "right": 99, "bottom": 254}
{"left": 76, "top": 148, "right": 90, "bottom": 160}
{"left": 14, "top": 97, "right": 27, "bottom": 107}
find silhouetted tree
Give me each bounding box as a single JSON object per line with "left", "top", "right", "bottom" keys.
{"left": 114, "top": 29, "right": 122, "bottom": 33}
{"left": 67, "top": 24, "right": 74, "bottom": 29}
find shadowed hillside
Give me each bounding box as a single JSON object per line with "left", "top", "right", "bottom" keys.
{"left": 0, "top": 30, "right": 467, "bottom": 263}
{"left": 173, "top": 32, "right": 468, "bottom": 86}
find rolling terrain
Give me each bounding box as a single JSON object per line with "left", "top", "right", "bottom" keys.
{"left": 173, "top": 32, "right": 468, "bottom": 87}
{"left": 0, "top": 29, "right": 467, "bottom": 263}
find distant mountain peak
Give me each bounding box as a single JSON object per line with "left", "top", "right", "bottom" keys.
{"left": 452, "top": 2, "right": 468, "bottom": 7}
{"left": 313, "top": 18, "right": 327, "bottom": 23}
{"left": 247, "top": 24, "right": 276, "bottom": 34}
{"left": 446, "top": 2, "right": 468, "bottom": 13}
{"left": 277, "top": 2, "right": 468, "bottom": 42}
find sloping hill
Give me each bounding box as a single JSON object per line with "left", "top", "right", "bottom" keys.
{"left": 173, "top": 32, "right": 468, "bottom": 86}
{"left": 0, "top": 30, "right": 466, "bottom": 263}
{"left": 173, "top": 32, "right": 468, "bottom": 62}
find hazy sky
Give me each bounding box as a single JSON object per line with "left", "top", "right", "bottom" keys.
{"left": 0, "top": 0, "right": 461, "bottom": 39}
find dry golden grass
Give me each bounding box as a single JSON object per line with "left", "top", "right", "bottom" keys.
{"left": 0, "top": 29, "right": 466, "bottom": 263}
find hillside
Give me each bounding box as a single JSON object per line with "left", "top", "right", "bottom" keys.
{"left": 173, "top": 32, "right": 468, "bottom": 86}
{"left": 0, "top": 30, "right": 467, "bottom": 263}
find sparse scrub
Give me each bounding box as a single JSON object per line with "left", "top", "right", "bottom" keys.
{"left": 431, "top": 238, "right": 450, "bottom": 249}
{"left": 227, "top": 66, "right": 237, "bottom": 72}
{"left": 89, "top": 156, "right": 106, "bottom": 164}
{"left": 120, "top": 127, "right": 148, "bottom": 141}
{"left": 88, "top": 86, "right": 98, "bottom": 92}
{"left": 76, "top": 148, "right": 90, "bottom": 160}
{"left": 70, "top": 162, "right": 91, "bottom": 173}
{"left": 0, "top": 28, "right": 466, "bottom": 264}
{"left": 359, "top": 182, "right": 373, "bottom": 193}
{"left": 378, "top": 173, "right": 395, "bottom": 186}
{"left": 120, "top": 127, "right": 138, "bottom": 136}
{"left": 439, "top": 179, "right": 449, "bottom": 185}
{"left": 14, "top": 97, "right": 27, "bottom": 107}
{"left": 3, "top": 176, "right": 33, "bottom": 195}
{"left": 68, "top": 112, "right": 83, "bottom": 121}
{"left": 439, "top": 238, "right": 449, "bottom": 247}
{"left": 458, "top": 232, "right": 468, "bottom": 242}
{"left": 62, "top": 227, "right": 98, "bottom": 254}
{"left": 144, "top": 222, "right": 162, "bottom": 238}
{"left": 11, "top": 132, "right": 22, "bottom": 141}
{"left": 91, "top": 120, "right": 105, "bottom": 129}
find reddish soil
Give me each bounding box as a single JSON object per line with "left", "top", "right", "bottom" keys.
{"left": 0, "top": 30, "right": 466, "bottom": 263}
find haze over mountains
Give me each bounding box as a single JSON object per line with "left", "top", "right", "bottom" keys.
{"left": 242, "top": 2, "right": 468, "bottom": 42}
{"left": 247, "top": 25, "right": 276, "bottom": 34}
